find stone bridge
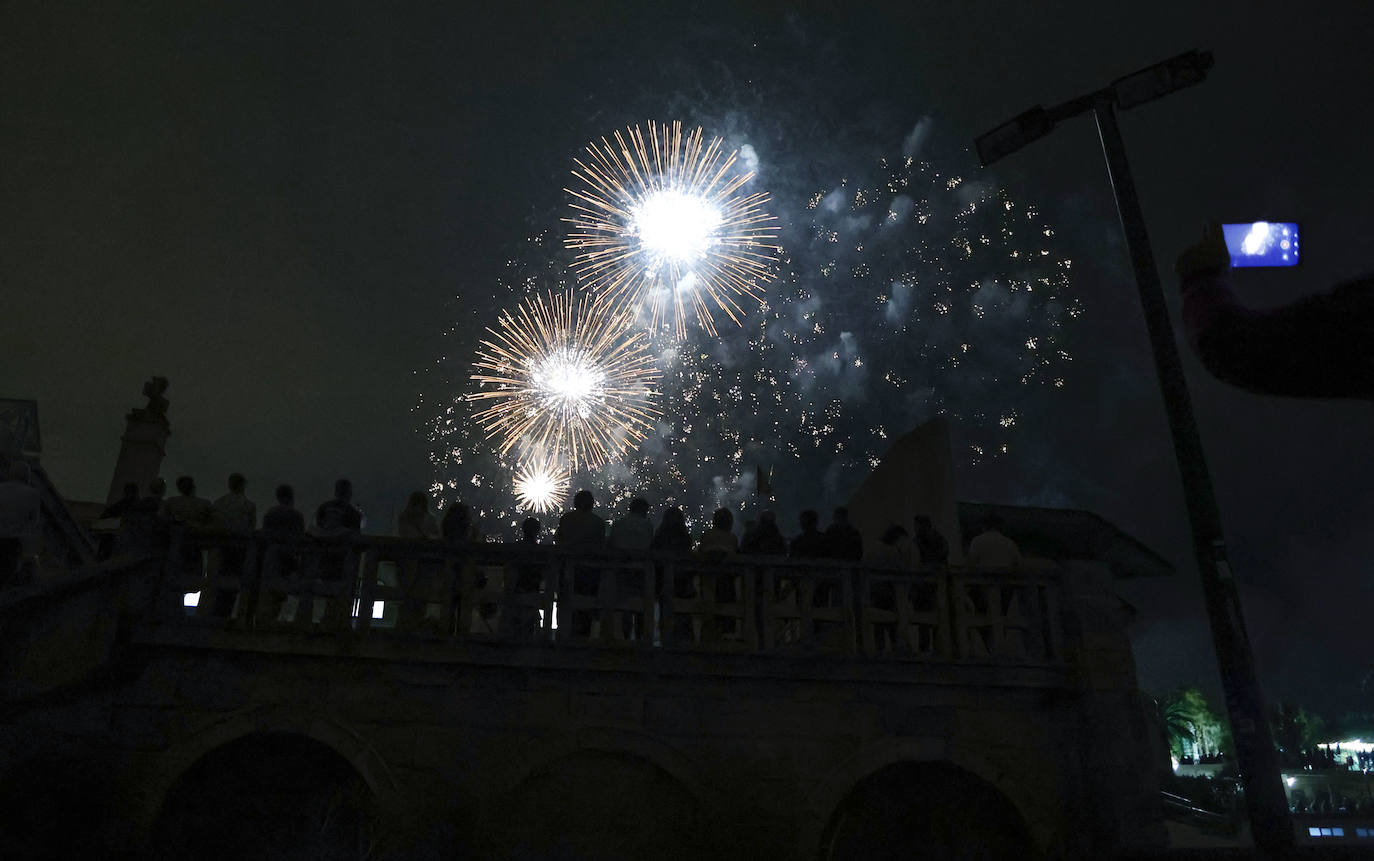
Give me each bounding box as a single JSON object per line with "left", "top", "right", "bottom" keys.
{"left": 0, "top": 529, "right": 1166, "bottom": 859}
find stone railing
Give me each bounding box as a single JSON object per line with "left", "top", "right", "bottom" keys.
{"left": 147, "top": 531, "right": 1064, "bottom": 665}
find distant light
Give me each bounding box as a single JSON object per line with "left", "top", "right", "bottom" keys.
{"left": 1287, "top": 777, "right": 1297, "bottom": 787}
{"left": 372, "top": 601, "right": 385, "bottom": 619}
{"left": 1171, "top": 756, "right": 1180, "bottom": 773}
{"left": 183, "top": 591, "right": 200, "bottom": 608}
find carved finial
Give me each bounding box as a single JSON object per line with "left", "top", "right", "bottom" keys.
{"left": 141, "top": 377, "right": 169, "bottom": 417}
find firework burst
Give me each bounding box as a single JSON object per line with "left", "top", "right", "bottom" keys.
{"left": 513, "top": 452, "right": 571, "bottom": 513}
{"left": 564, "top": 120, "right": 780, "bottom": 338}
{"left": 469, "top": 290, "right": 660, "bottom": 470}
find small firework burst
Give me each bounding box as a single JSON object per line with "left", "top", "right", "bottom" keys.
{"left": 469, "top": 290, "right": 660, "bottom": 470}
{"left": 564, "top": 120, "right": 780, "bottom": 337}
{"left": 513, "top": 453, "right": 571, "bottom": 513}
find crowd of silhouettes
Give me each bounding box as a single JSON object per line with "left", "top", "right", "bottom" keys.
{"left": 93, "top": 473, "right": 363, "bottom": 559}
{"left": 89, "top": 475, "right": 1018, "bottom": 575}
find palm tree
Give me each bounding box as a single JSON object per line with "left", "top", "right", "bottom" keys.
{"left": 1150, "top": 694, "right": 1196, "bottom": 760}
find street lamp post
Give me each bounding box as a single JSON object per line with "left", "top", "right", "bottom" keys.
{"left": 975, "top": 51, "right": 1295, "bottom": 857}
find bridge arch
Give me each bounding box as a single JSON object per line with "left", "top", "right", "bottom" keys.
{"left": 474, "top": 726, "right": 716, "bottom": 860}
{"left": 802, "top": 737, "right": 1042, "bottom": 860}
{"left": 148, "top": 730, "right": 380, "bottom": 859}
{"left": 131, "top": 705, "right": 403, "bottom": 851}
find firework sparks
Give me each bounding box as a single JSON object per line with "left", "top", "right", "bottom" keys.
{"left": 513, "top": 453, "right": 571, "bottom": 513}
{"left": 469, "top": 290, "right": 660, "bottom": 470}
{"left": 428, "top": 126, "right": 1079, "bottom": 525}
{"left": 564, "top": 120, "right": 780, "bottom": 337}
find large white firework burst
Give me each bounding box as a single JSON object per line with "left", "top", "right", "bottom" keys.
{"left": 469, "top": 290, "right": 660, "bottom": 470}
{"left": 564, "top": 120, "right": 780, "bottom": 338}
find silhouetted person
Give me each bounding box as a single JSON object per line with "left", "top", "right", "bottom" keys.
{"left": 213, "top": 473, "right": 257, "bottom": 534}
{"left": 315, "top": 479, "right": 362, "bottom": 537}
{"left": 262, "top": 484, "right": 305, "bottom": 535}
{"left": 260, "top": 483, "right": 305, "bottom": 592}
{"left": 0, "top": 461, "right": 40, "bottom": 586}
{"left": 866, "top": 524, "right": 914, "bottom": 570}
{"left": 441, "top": 501, "right": 473, "bottom": 544}
{"left": 139, "top": 477, "right": 167, "bottom": 514}
{"left": 913, "top": 515, "right": 949, "bottom": 565}
{"left": 966, "top": 514, "right": 1021, "bottom": 568}
{"left": 607, "top": 498, "right": 653, "bottom": 640}
{"left": 696, "top": 507, "right": 738, "bottom": 562}
{"left": 653, "top": 506, "right": 696, "bottom": 641}
{"left": 397, "top": 491, "right": 439, "bottom": 539}
{"left": 696, "top": 508, "right": 741, "bottom": 639}
{"left": 556, "top": 489, "right": 605, "bottom": 552}
{"left": 789, "top": 509, "right": 828, "bottom": 559}
{"left": 163, "top": 476, "right": 213, "bottom": 527}
{"left": 558, "top": 490, "right": 606, "bottom": 638}
{"left": 825, "top": 506, "right": 863, "bottom": 561}
{"left": 651, "top": 507, "right": 693, "bottom": 555}
{"left": 124, "top": 476, "right": 170, "bottom": 555}
{"left": 509, "top": 516, "right": 547, "bottom": 640}
{"left": 519, "top": 516, "right": 541, "bottom": 546}
{"left": 313, "top": 479, "right": 362, "bottom": 602}
{"left": 866, "top": 523, "right": 912, "bottom": 650}
{"left": 740, "top": 510, "right": 787, "bottom": 555}
{"left": 1177, "top": 222, "right": 1374, "bottom": 399}
{"left": 608, "top": 497, "right": 654, "bottom": 551}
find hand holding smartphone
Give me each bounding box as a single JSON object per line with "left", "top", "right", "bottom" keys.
{"left": 1221, "top": 222, "right": 1300, "bottom": 268}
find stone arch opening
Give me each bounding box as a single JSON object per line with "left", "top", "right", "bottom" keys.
{"left": 149, "top": 731, "right": 378, "bottom": 860}
{"left": 474, "top": 748, "right": 714, "bottom": 861}
{"left": 820, "top": 760, "right": 1037, "bottom": 861}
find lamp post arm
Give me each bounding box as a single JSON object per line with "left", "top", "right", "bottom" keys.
{"left": 1046, "top": 89, "right": 1105, "bottom": 123}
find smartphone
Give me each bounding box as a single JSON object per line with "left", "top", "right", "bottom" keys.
{"left": 1222, "top": 222, "right": 1300, "bottom": 267}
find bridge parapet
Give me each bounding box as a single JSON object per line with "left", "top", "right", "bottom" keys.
{"left": 148, "top": 531, "right": 1067, "bottom": 671}
{"left": 0, "top": 529, "right": 1168, "bottom": 858}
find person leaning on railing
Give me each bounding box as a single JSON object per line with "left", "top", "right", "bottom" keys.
{"left": 864, "top": 524, "right": 918, "bottom": 652}
{"left": 650, "top": 507, "right": 692, "bottom": 555}
{"left": 652, "top": 507, "right": 696, "bottom": 633}
{"left": 504, "top": 517, "right": 546, "bottom": 641}
{"left": 257, "top": 484, "right": 305, "bottom": 626}
{"left": 964, "top": 514, "right": 1021, "bottom": 568}
{"left": 739, "top": 510, "right": 787, "bottom": 556}
{"left": 557, "top": 490, "right": 607, "bottom": 639}
{"left": 302, "top": 479, "right": 362, "bottom": 628}
{"left": 913, "top": 515, "right": 948, "bottom": 565}
{"left": 788, "top": 510, "right": 828, "bottom": 560}
{"left": 398, "top": 491, "right": 440, "bottom": 540}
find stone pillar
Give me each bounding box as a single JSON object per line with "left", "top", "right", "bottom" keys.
{"left": 105, "top": 378, "right": 171, "bottom": 507}
{"left": 1059, "top": 560, "right": 1169, "bottom": 854}
{"left": 846, "top": 415, "right": 963, "bottom": 562}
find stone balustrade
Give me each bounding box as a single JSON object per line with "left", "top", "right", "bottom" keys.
{"left": 154, "top": 530, "right": 1064, "bottom": 666}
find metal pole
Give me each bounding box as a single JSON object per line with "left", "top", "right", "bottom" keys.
{"left": 1092, "top": 97, "right": 1294, "bottom": 856}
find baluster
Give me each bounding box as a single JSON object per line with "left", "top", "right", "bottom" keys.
{"left": 356, "top": 547, "right": 379, "bottom": 635}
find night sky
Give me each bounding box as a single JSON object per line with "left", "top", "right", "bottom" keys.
{"left": 4, "top": 1, "right": 1372, "bottom": 719}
